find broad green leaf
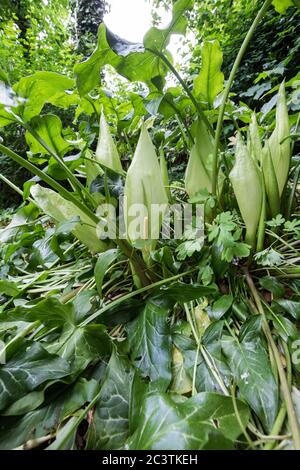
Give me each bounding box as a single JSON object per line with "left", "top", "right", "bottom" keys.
{"left": 126, "top": 392, "right": 249, "bottom": 450}
{"left": 86, "top": 349, "right": 135, "bottom": 450}
{"left": 25, "top": 115, "right": 72, "bottom": 157}
{"left": 0, "top": 343, "right": 70, "bottom": 412}
{"left": 193, "top": 40, "right": 224, "bottom": 107}
{"left": 30, "top": 184, "right": 107, "bottom": 253}
{"left": 94, "top": 249, "right": 119, "bottom": 297}
{"left": 144, "top": 0, "right": 194, "bottom": 52}
{"left": 222, "top": 335, "right": 278, "bottom": 431}
{"left": 74, "top": 25, "right": 121, "bottom": 96}
{"left": 0, "top": 203, "right": 39, "bottom": 243}
{"left": 126, "top": 300, "right": 172, "bottom": 389}
{"left": 10, "top": 297, "right": 75, "bottom": 329}
{"left": 75, "top": 1, "right": 193, "bottom": 96}
{"left": 14, "top": 72, "right": 74, "bottom": 121}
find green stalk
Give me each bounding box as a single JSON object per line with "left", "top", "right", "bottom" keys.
{"left": 0, "top": 172, "right": 24, "bottom": 198}
{"left": 81, "top": 268, "right": 197, "bottom": 327}
{"left": 24, "top": 123, "right": 97, "bottom": 209}
{"left": 245, "top": 272, "right": 300, "bottom": 450}
{"left": 211, "top": 0, "right": 273, "bottom": 197}
{"left": 0, "top": 143, "right": 99, "bottom": 224}
{"left": 148, "top": 49, "right": 214, "bottom": 137}
{"left": 264, "top": 405, "right": 287, "bottom": 450}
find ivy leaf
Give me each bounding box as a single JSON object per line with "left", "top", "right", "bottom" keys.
{"left": 86, "top": 350, "right": 135, "bottom": 450}
{"left": 126, "top": 392, "right": 249, "bottom": 450}
{"left": 126, "top": 300, "right": 172, "bottom": 390}
{"left": 0, "top": 343, "right": 71, "bottom": 412}
{"left": 193, "top": 40, "right": 224, "bottom": 107}
{"left": 222, "top": 335, "right": 278, "bottom": 431}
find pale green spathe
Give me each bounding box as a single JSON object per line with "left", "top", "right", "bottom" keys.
{"left": 267, "top": 81, "right": 290, "bottom": 196}
{"left": 95, "top": 111, "right": 123, "bottom": 174}
{"left": 185, "top": 120, "right": 224, "bottom": 197}
{"left": 30, "top": 184, "right": 106, "bottom": 253}
{"left": 230, "top": 136, "right": 263, "bottom": 247}
{"left": 124, "top": 125, "right": 168, "bottom": 245}
{"left": 248, "top": 113, "right": 263, "bottom": 163}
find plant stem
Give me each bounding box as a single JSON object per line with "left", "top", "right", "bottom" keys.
{"left": 0, "top": 172, "right": 24, "bottom": 198}
{"left": 148, "top": 49, "right": 214, "bottom": 137}
{"left": 24, "top": 122, "right": 97, "bottom": 209}
{"left": 81, "top": 268, "right": 197, "bottom": 326}
{"left": 0, "top": 143, "right": 99, "bottom": 224}
{"left": 264, "top": 405, "right": 287, "bottom": 450}
{"left": 211, "top": 0, "right": 273, "bottom": 197}
{"left": 245, "top": 271, "right": 300, "bottom": 450}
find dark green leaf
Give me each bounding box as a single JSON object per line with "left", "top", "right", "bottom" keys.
{"left": 126, "top": 392, "right": 249, "bottom": 450}
{"left": 126, "top": 300, "right": 171, "bottom": 389}
{"left": 86, "top": 349, "right": 135, "bottom": 449}
{"left": 222, "top": 335, "right": 278, "bottom": 431}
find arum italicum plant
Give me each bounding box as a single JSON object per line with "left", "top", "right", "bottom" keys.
{"left": 262, "top": 81, "right": 291, "bottom": 217}
{"left": 95, "top": 110, "right": 124, "bottom": 175}
{"left": 124, "top": 124, "right": 168, "bottom": 248}
{"left": 185, "top": 120, "right": 224, "bottom": 200}
{"left": 230, "top": 134, "right": 263, "bottom": 249}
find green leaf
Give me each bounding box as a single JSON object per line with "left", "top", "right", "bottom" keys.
{"left": 209, "top": 294, "right": 233, "bottom": 320}
{"left": 74, "top": 25, "right": 121, "bottom": 96}
{"left": 10, "top": 297, "right": 75, "bottom": 329}
{"left": 0, "top": 280, "right": 20, "bottom": 297}
{"left": 94, "top": 249, "right": 119, "bottom": 298}
{"left": 222, "top": 335, "right": 278, "bottom": 431}
{"left": 25, "top": 115, "right": 72, "bottom": 157}
{"left": 126, "top": 300, "right": 172, "bottom": 389}
{"left": 273, "top": 299, "right": 300, "bottom": 320}
{"left": 75, "top": 1, "right": 194, "bottom": 96}
{"left": 126, "top": 392, "right": 249, "bottom": 450}
{"left": 193, "top": 40, "right": 224, "bottom": 107}
{"left": 272, "top": 0, "right": 294, "bottom": 13}
{"left": 53, "top": 324, "right": 111, "bottom": 372}
{"left": 86, "top": 349, "right": 135, "bottom": 449}
{"left": 0, "top": 378, "right": 99, "bottom": 449}
{"left": 259, "top": 276, "right": 285, "bottom": 298}
{"left": 153, "top": 282, "right": 217, "bottom": 304}
{"left": 0, "top": 343, "right": 71, "bottom": 412}
{"left": 144, "top": 0, "right": 194, "bottom": 52}
{"left": 14, "top": 72, "right": 74, "bottom": 122}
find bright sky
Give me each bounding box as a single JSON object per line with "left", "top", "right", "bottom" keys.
{"left": 104, "top": 0, "right": 172, "bottom": 43}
